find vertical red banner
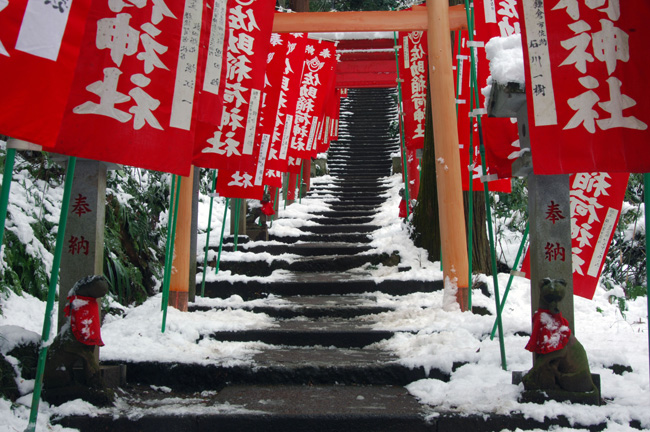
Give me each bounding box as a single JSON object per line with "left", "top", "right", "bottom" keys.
{"left": 264, "top": 33, "right": 307, "bottom": 187}
{"left": 516, "top": 1, "right": 650, "bottom": 174}
{"left": 286, "top": 39, "right": 337, "bottom": 173}
{"left": 55, "top": 0, "right": 203, "bottom": 176}
{"left": 398, "top": 30, "right": 427, "bottom": 151}
{"left": 193, "top": 0, "right": 275, "bottom": 173}
{"left": 0, "top": 0, "right": 92, "bottom": 147}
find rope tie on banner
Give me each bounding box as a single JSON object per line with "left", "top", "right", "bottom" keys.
{"left": 464, "top": 0, "right": 507, "bottom": 371}
{"left": 392, "top": 28, "right": 411, "bottom": 218}
{"left": 215, "top": 197, "right": 230, "bottom": 275}
{"left": 26, "top": 156, "right": 77, "bottom": 432}
{"left": 200, "top": 170, "right": 218, "bottom": 297}
{"left": 162, "top": 174, "right": 182, "bottom": 333}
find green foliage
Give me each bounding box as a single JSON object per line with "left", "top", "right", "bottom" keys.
{"left": 0, "top": 150, "right": 62, "bottom": 301}
{"left": 103, "top": 168, "right": 169, "bottom": 306}
{"left": 601, "top": 174, "right": 646, "bottom": 306}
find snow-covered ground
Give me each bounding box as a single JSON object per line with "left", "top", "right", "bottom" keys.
{"left": 1, "top": 170, "right": 649, "bottom": 431}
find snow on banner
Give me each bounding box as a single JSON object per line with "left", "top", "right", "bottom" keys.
{"left": 193, "top": 0, "right": 276, "bottom": 173}
{"left": 0, "top": 0, "right": 92, "bottom": 148}
{"left": 520, "top": 172, "right": 629, "bottom": 300}
{"left": 473, "top": 0, "right": 522, "bottom": 181}
{"left": 55, "top": 0, "right": 203, "bottom": 176}
{"left": 453, "top": 29, "right": 511, "bottom": 193}
{"left": 516, "top": 0, "right": 650, "bottom": 174}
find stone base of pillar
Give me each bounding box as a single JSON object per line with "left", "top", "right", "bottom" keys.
{"left": 168, "top": 291, "right": 188, "bottom": 312}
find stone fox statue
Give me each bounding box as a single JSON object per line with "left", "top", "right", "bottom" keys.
{"left": 44, "top": 275, "right": 113, "bottom": 405}
{"left": 523, "top": 278, "right": 596, "bottom": 394}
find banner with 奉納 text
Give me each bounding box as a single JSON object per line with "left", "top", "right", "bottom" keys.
{"left": 193, "top": 0, "right": 276, "bottom": 173}
{"left": 516, "top": 1, "right": 650, "bottom": 174}
{"left": 0, "top": 0, "right": 92, "bottom": 147}
{"left": 520, "top": 172, "right": 629, "bottom": 299}
{"left": 55, "top": 0, "right": 204, "bottom": 176}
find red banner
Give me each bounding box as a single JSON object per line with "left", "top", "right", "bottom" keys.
{"left": 473, "top": 0, "right": 522, "bottom": 180}
{"left": 264, "top": 33, "right": 307, "bottom": 185}
{"left": 193, "top": 0, "right": 275, "bottom": 172}
{"left": 521, "top": 172, "right": 629, "bottom": 299}
{"left": 398, "top": 30, "right": 427, "bottom": 151}
{"left": 517, "top": 1, "right": 650, "bottom": 174}
{"left": 215, "top": 168, "right": 264, "bottom": 200}
{"left": 55, "top": 0, "right": 204, "bottom": 176}
{"left": 0, "top": 0, "right": 91, "bottom": 147}
{"left": 453, "top": 30, "right": 511, "bottom": 193}
{"left": 287, "top": 39, "right": 337, "bottom": 161}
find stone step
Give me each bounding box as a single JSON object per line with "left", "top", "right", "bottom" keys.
{"left": 207, "top": 317, "right": 394, "bottom": 347}
{"left": 300, "top": 224, "right": 381, "bottom": 234}
{"left": 189, "top": 295, "right": 393, "bottom": 319}
{"left": 115, "top": 347, "right": 440, "bottom": 389}
{"left": 211, "top": 252, "right": 394, "bottom": 276}
{"left": 219, "top": 242, "right": 372, "bottom": 256}
{"left": 269, "top": 232, "right": 373, "bottom": 244}
{"left": 201, "top": 275, "right": 442, "bottom": 300}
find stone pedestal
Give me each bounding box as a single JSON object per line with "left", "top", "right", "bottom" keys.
{"left": 58, "top": 159, "right": 107, "bottom": 331}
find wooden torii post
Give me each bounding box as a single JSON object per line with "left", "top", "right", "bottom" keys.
{"left": 273, "top": 3, "right": 470, "bottom": 308}
{"left": 172, "top": 4, "right": 470, "bottom": 311}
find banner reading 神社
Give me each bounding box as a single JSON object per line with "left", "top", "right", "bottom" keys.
{"left": 517, "top": 0, "right": 650, "bottom": 174}
{"left": 55, "top": 0, "right": 203, "bottom": 176}
{"left": 0, "top": 0, "right": 92, "bottom": 148}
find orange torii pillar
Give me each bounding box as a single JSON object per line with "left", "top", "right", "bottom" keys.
{"left": 426, "top": 1, "right": 469, "bottom": 309}
{"left": 274, "top": 3, "right": 470, "bottom": 310}
{"left": 168, "top": 166, "right": 194, "bottom": 311}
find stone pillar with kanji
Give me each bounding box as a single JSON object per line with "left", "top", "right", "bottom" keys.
{"left": 58, "top": 159, "right": 108, "bottom": 331}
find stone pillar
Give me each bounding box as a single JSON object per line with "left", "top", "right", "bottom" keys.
{"left": 527, "top": 174, "right": 575, "bottom": 332}
{"left": 58, "top": 159, "right": 107, "bottom": 331}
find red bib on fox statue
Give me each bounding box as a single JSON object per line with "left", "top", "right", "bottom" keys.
{"left": 64, "top": 295, "right": 104, "bottom": 346}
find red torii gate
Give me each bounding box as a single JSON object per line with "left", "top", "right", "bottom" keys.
{"left": 273, "top": 2, "right": 471, "bottom": 309}
{"left": 171, "top": 3, "right": 471, "bottom": 311}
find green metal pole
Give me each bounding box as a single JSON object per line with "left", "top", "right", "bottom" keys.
{"left": 643, "top": 174, "right": 650, "bottom": 392}
{"left": 491, "top": 223, "right": 529, "bottom": 340}
{"left": 298, "top": 161, "right": 304, "bottom": 204}
{"left": 270, "top": 187, "right": 279, "bottom": 228}
{"left": 162, "top": 176, "right": 181, "bottom": 332}
{"left": 392, "top": 30, "right": 411, "bottom": 217}
{"left": 464, "top": 0, "right": 506, "bottom": 370}
{"left": 200, "top": 170, "right": 218, "bottom": 297}
{"left": 0, "top": 148, "right": 16, "bottom": 252}
{"left": 26, "top": 156, "right": 77, "bottom": 432}
{"left": 233, "top": 198, "right": 240, "bottom": 252}
{"left": 215, "top": 197, "right": 230, "bottom": 275}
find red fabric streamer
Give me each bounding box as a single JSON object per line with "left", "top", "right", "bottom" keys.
{"left": 261, "top": 201, "right": 275, "bottom": 216}
{"left": 64, "top": 295, "right": 104, "bottom": 347}
{"left": 525, "top": 309, "right": 570, "bottom": 355}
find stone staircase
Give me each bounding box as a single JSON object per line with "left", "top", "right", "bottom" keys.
{"left": 53, "top": 89, "right": 608, "bottom": 432}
